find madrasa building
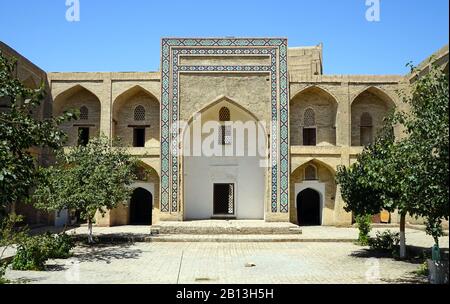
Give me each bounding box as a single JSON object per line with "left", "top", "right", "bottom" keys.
{"left": 1, "top": 39, "right": 448, "bottom": 228}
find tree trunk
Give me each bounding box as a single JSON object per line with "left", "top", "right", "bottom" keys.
{"left": 400, "top": 213, "right": 407, "bottom": 259}
{"left": 87, "top": 218, "right": 94, "bottom": 244}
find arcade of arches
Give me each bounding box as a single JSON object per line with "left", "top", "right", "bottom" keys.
{"left": 5, "top": 39, "right": 447, "bottom": 228}
{"left": 12, "top": 38, "right": 443, "bottom": 228}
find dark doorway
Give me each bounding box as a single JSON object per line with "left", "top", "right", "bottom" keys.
{"left": 130, "top": 188, "right": 152, "bottom": 225}
{"left": 78, "top": 127, "right": 90, "bottom": 146}
{"left": 303, "top": 128, "right": 317, "bottom": 146}
{"left": 213, "top": 184, "right": 234, "bottom": 215}
{"left": 297, "top": 189, "right": 321, "bottom": 226}
{"left": 133, "top": 128, "right": 146, "bottom": 147}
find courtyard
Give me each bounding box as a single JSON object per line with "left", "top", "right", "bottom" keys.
{"left": 5, "top": 227, "right": 445, "bottom": 284}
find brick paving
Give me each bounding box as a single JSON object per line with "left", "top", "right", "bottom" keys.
{"left": 5, "top": 242, "right": 427, "bottom": 284}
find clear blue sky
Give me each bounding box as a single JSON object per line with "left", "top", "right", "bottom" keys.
{"left": 0, "top": 0, "right": 448, "bottom": 74}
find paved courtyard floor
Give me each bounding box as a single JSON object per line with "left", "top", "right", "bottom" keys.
{"left": 5, "top": 242, "right": 428, "bottom": 284}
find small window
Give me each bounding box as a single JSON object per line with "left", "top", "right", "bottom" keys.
{"left": 80, "top": 106, "right": 89, "bottom": 120}
{"left": 219, "top": 107, "right": 231, "bottom": 122}
{"left": 360, "top": 112, "right": 373, "bottom": 146}
{"left": 305, "top": 165, "right": 317, "bottom": 180}
{"left": 133, "top": 128, "right": 146, "bottom": 147}
{"left": 134, "top": 105, "right": 146, "bottom": 121}
{"left": 304, "top": 108, "right": 316, "bottom": 127}
{"left": 219, "top": 125, "right": 232, "bottom": 145}
{"left": 303, "top": 128, "right": 316, "bottom": 146}
{"left": 78, "top": 127, "right": 90, "bottom": 146}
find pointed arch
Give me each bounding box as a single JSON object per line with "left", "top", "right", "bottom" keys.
{"left": 290, "top": 85, "right": 340, "bottom": 104}
{"left": 184, "top": 95, "right": 262, "bottom": 130}
{"left": 291, "top": 158, "right": 336, "bottom": 176}
{"left": 351, "top": 86, "right": 396, "bottom": 147}
{"left": 290, "top": 86, "right": 338, "bottom": 146}
{"left": 350, "top": 86, "right": 396, "bottom": 108}
{"left": 112, "top": 85, "right": 160, "bottom": 147}
{"left": 53, "top": 84, "right": 101, "bottom": 115}
{"left": 52, "top": 84, "right": 101, "bottom": 147}
{"left": 113, "top": 85, "right": 159, "bottom": 109}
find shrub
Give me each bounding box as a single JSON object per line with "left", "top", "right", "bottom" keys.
{"left": 12, "top": 235, "right": 49, "bottom": 271}
{"left": 44, "top": 233, "right": 75, "bottom": 259}
{"left": 11, "top": 233, "right": 75, "bottom": 271}
{"left": 415, "top": 261, "right": 429, "bottom": 277}
{"left": 369, "top": 230, "right": 400, "bottom": 253}
{"left": 356, "top": 214, "right": 372, "bottom": 245}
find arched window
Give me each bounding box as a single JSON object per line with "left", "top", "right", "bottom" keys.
{"left": 304, "top": 165, "right": 317, "bottom": 180}
{"left": 219, "top": 107, "right": 231, "bottom": 122}
{"left": 304, "top": 108, "right": 316, "bottom": 127}
{"left": 134, "top": 105, "right": 146, "bottom": 121}
{"left": 219, "top": 107, "right": 231, "bottom": 145}
{"left": 80, "top": 106, "right": 89, "bottom": 120}
{"left": 360, "top": 112, "right": 373, "bottom": 146}
{"left": 303, "top": 108, "right": 316, "bottom": 146}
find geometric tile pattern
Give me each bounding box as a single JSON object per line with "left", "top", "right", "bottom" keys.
{"left": 161, "top": 38, "right": 289, "bottom": 215}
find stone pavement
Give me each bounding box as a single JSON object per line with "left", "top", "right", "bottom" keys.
{"left": 4, "top": 242, "right": 427, "bottom": 284}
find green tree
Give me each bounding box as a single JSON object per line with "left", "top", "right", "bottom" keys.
{"left": 337, "top": 63, "right": 449, "bottom": 258}
{"left": 395, "top": 64, "right": 449, "bottom": 249}
{"left": 33, "top": 136, "right": 138, "bottom": 243}
{"left": 0, "top": 51, "right": 75, "bottom": 209}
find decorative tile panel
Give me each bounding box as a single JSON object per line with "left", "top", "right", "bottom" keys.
{"left": 160, "top": 38, "right": 289, "bottom": 215}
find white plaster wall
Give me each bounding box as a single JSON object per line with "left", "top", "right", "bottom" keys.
{"left": 184, "top": 156, "right": 265, "bottom": 220}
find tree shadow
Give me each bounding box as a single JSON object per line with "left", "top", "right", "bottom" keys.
{"left": 350, "top": 247, "right": 427, "bottom": 265}
{"left": 45, "top": 264, "right": 68, "bottom": 272}
{"left": 74, "top": 243, "right": 142, "bottom": 263}
{"left": 381, "top": 272, "right": 429, "bottom": 284}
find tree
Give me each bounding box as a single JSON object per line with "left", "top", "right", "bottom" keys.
{"left": 0, "top": 51, "right": 75, "bottom": 209}
{"left": 395, "top": 63, "right": 449, "bottom": 249}
{"left": 33, "top": 136, "right": 138, "bottom": 243}
{"left": 336, "top": 115, "right": 402, "bottom": 248}
{"left": 337, "top": 63, "right": 449, "bottom": 258}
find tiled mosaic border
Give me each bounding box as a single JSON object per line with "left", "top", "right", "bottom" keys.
{"left": 160, "top": 38, "right": 289, "bottom": 215}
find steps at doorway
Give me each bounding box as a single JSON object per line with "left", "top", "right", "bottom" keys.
{"left": 152, "top": 220, "right": 303, "bottom": 235}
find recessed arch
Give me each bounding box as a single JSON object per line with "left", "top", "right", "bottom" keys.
{"left": 291, "top": 158, "right": 336, "bottom": 176}
{"left": 182, "top": 95, "right": 267, "bottom": 221}
{"left": 290, "top": 159, "right": 337, "bottom": 226}
{"left": 290, "top": 85, "right": 340, "bottom": 104}
{"left": 52, "top": 84, "right": 101, "bottom": 147}
{"left": 113, "top": 85, "right": 159, "bottom": 109}
{"left": 185, "top": 95, "right": 262, "bottom": 125}
{"left": 53, "top": 84, "right": 101, "bottom": 113}
{"left": 112, "top": 85, "right": 160, "bottom": 147}
{"left": 350, "top": 86, "right": 397, "bottom": 108}
{"left": 290, "top": 86, "right": 338, "bottom": 146}
{"left": 351, "top": 86, "right": 396, "bottom": 146}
